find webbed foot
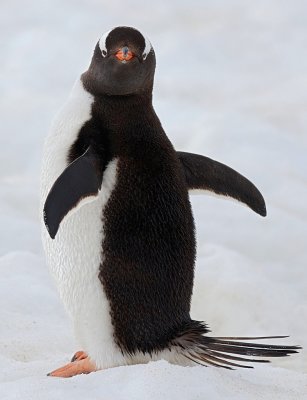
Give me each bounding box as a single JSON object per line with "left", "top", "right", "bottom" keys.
{"left": 47, "top": 354, "right": 97, "bottom": 378}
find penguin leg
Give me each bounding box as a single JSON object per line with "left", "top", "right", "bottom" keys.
{"left": 71, "top": 350, "right": 88, "bottom": 362}
{"left": 47, "top": 356, "right": 97, "bottom": 378}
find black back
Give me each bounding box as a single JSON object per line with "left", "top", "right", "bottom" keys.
{"left": 68, "top": 88, "right": 196, "bottom": 354}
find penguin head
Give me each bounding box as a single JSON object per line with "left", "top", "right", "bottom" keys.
{"left": 82, "top": 27, "right": 156, "bottom": 96}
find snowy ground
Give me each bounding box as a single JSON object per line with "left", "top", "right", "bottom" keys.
{"left": 1, "top": 0, "right": 306, "bottom": 398}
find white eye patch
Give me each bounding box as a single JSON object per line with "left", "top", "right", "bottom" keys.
{"left": 99, "top": 29, "right": 112, "bottom": 57}
{"left": 142, "top": 35, "right": 152, "bottom": 60}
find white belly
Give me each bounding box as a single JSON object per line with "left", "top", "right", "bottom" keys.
{"left": 40, "top": 80, "right": 126, "bottom": 368}
{"left": 43, "top": 162, "right": 128, "bottom": 369}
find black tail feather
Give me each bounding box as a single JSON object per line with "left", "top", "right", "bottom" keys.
{"left": 206, "top": 350, "right": 270, "bottom": 364}
{"left": 210, "top": 338, "right": 300, "bottom": 350}
{"left": 173, "top": 322, "right": 301, "bottom": 370}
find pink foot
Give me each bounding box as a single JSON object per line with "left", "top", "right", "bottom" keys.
{"left": 47, "top": 355, "right": 97, "bottom": 378}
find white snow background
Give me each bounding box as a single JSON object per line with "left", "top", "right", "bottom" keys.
{"left": 0, "top": 0, "right": 306, "bottom": 398}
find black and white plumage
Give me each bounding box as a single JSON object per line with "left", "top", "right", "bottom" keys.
{"left": 41, "top": 26, "right": 300, "bottom": 375}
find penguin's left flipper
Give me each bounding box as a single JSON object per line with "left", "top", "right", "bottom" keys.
{"left": 177, "top": 151, "right": 266, "bottom": 217}
{"left": 43, "top": 146, "right": 103, "bottom": 239}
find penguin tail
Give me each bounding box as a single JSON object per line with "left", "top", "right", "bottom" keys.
{"left": 172, "top": 321, "right": 301, "bottom": 369}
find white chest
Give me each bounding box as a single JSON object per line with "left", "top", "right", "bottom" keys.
{"left": 40, "top": 79, "right": 118, "bottom": 311}
{"left": 40, "top": 80, "right": 127, "bottom": 368}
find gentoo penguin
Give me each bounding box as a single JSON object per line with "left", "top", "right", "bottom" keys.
{"left": 41, "top": 26, "right": 300, "bottom": 377}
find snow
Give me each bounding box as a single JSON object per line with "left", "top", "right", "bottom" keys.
{"left": 1, "top": 0, "right": 306, "bottom": 398}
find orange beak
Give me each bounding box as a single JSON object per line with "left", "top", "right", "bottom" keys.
{"left": 115, "top": 46, "right": 134, "bottom": 61}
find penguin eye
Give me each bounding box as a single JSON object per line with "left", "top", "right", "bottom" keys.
{"left": 142, "top": 53, "right": 147, "bottom": 60}
{"left": 102, "top": 50, "right": 107, "bottom": 57}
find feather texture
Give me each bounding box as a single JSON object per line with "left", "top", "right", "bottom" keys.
{"left": 172, "top": 322, "right": 301, "bottom": 369}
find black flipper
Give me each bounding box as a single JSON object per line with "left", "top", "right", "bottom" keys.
{"left": 177, "top": 151, "right": 267, "bottom": 217}
{"left": 172, "top": 321, "right": 301, "bottom": 370}
{"left": 43, "top": 146, "right": 103, "bottom": 239}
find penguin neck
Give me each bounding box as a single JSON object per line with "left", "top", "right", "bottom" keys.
{"left": 88, "top": 85, "right": 167, "bottom": 159}
{"left": 100, "top": 91, "right": 153, "bottom": 111}
{"left": 91, "top": 90, "right": 156, "bottom": 129}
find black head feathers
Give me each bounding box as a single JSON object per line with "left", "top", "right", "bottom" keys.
{"left": 82, "top": 26, "right": 156, "bottom": 96}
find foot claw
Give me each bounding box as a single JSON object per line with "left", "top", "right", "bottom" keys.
{"left": 71, "top": 350, "right": 88, "bottom": 362}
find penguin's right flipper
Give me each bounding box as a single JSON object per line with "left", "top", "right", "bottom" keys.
{"left": 177, "top": 151, "right": 266, "bottom": 217}
{"left": 43, "top": 146, "right": 103, "bottom": 239}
